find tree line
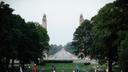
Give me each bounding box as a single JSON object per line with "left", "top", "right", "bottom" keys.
{"left": 49, "top": 44, "right": 63, "bottom": 55}
{"left": 0, "top": 1, "right": 49, "bottom": 72}
{"left": 72, "top": 0, "right": 128, "bottom": 72}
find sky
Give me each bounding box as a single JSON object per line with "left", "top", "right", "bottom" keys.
{"left": 3, "top": 0, "right": 115, "bottom": 45}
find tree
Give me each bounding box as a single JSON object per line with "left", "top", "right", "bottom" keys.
{"left": 115, "top": 0, "right": 128, "bottom": 71}
{"left": 118, "top": 32, "right": 128, "bottom": 72}
{"left": 49, "top": 44, "right": 62, "bottom": 55}
{"left": 17, "top": 22, "right": 49, "bottom": 67}
{"left": 0, "top": 1, "right": 25, "bottom": 71}
{"left": 0, "top": 2, "right": 50, "bottom": 71}
{"left": 92, "top": 3, "right": 118, "bottom": 72}
{"left": 64, "top": 42, "right": 76, "bottom": 54}
{"left": 91, "top": 0, "right": 128, "bottom": 71}
{"left": 35, "top": 23, "right": 50, "bottom": 60}
{"left": 72, "top": 19, "right": 93, "bottom": 57}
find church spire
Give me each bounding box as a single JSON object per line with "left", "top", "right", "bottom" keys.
{"left": 79, "top": 14, "right": 84, "bottom": 25}
{"left": 42, "top": 14, "right": 47, "bottom": 29}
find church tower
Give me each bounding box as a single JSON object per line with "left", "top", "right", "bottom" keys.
{"left": 79, "top": 14, "right": 84, "bottom": 25}
{"left": 42, "top": 14, "right": 47, "bottom": 29}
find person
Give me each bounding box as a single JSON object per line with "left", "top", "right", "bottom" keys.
{"left": 73, "top": 69, "right": 75, "bottom": 72}
{"left": 76, "top": 64, "right": 80, "bottom": 72}
{"left": 53, "top": 70, "right": 56, "bottom": 72}
{"left": 33, "top": 64, "right": 37, "bottom": 72}
{"left": 51, "top": 65, "right": 56, "bottom": 72}
{"left": 20, "top": 66, "right": 23, "bottom": 72}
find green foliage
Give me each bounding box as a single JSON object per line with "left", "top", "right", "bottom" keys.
{"left": 72, "top": 19, "right": 93, "bottom": 56}
{"left": 17, "top": 22, "right": 49, "bottom": 63}
{"left": 64, "top": 42, "right": 77, "bottom": 54}
{"left": 72, "top": 0, "right": 128, "bottom": 72}
{"left": 91, "top": 0, "right": 128, "bottom": 72}
{"left": 118, "top": 32, "right": 128, "bottom": 72}
{"left": 49, "top": 44, "right": 62, "bottom": 55}
{"left": 91, "top": 2, "right": 120, "bottom": 72}
{"left": 91, "top": 3, "right": 118, "bottom": 60}
{"left": 115, "top": 1, "right": 128, "bottom": 71}
{"left": 0, "top": 1, "right": 49, "bottom": 71}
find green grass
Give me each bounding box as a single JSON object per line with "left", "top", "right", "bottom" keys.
{"left": 37, "top": 63, "right": 95, "bottom": 72}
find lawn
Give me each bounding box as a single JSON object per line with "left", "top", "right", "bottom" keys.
{"left": 37, "top": 63, "right": 95, "bottom": 72}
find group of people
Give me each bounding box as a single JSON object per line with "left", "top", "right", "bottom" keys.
{"left": 20, "top": 63, "right": 80, "bottom": 72}
{"left": 51, "top": 64, "right": 80, "bottom": 72}
{"left": 19, "top": 64, "right": 37, "bottom": 72}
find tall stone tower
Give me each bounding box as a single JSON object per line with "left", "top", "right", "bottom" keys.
{"left": 42, "top": 14, "right": 47, "bottom": 29}
{"left": 79, "top": 14, "right": 84, "bottom": 25}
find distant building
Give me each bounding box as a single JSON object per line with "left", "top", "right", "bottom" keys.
{"left": 79, "top": 14, "right": 84, "bottom": 25}
{"left": 49, "top": 48, "right": 78, "bottom": 60}
{"left": 41, "top": 14, "right": 48, "bottom": 59}
{"left": 42, "top": 14, "right": 47, "bottom": 29}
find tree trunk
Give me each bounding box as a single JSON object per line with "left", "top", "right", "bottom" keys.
{"left": 108, "top": 59, "right": 113, "bottom": 72}
{"left": 5, "top": 58, "right": 10, "bottom": 72}
{"left": 20, "top": 60, "right": 25, "bottom": 71}
{"left": 0, "top": 58, "right": 4, "bottom": 72}
{"left": 11, "top": 59, "right": 14, "bottom": 68}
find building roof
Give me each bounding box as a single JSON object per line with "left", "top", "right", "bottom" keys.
{"left": 50, "top": 48, "right": 78, "bottom": 60}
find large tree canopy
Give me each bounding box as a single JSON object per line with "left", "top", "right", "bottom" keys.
{"left": 0, "top": 1, "right": 49, "bottom": 71}
{"left": 72, "top": 0, "right": 128, "bottom": 72}
{"left": 91, "top": 0, "right": 128, "bottom": 72}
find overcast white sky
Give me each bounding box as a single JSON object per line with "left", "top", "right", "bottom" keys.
{"left": 3, "top": 0, "right": 115, "bottom": 45}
